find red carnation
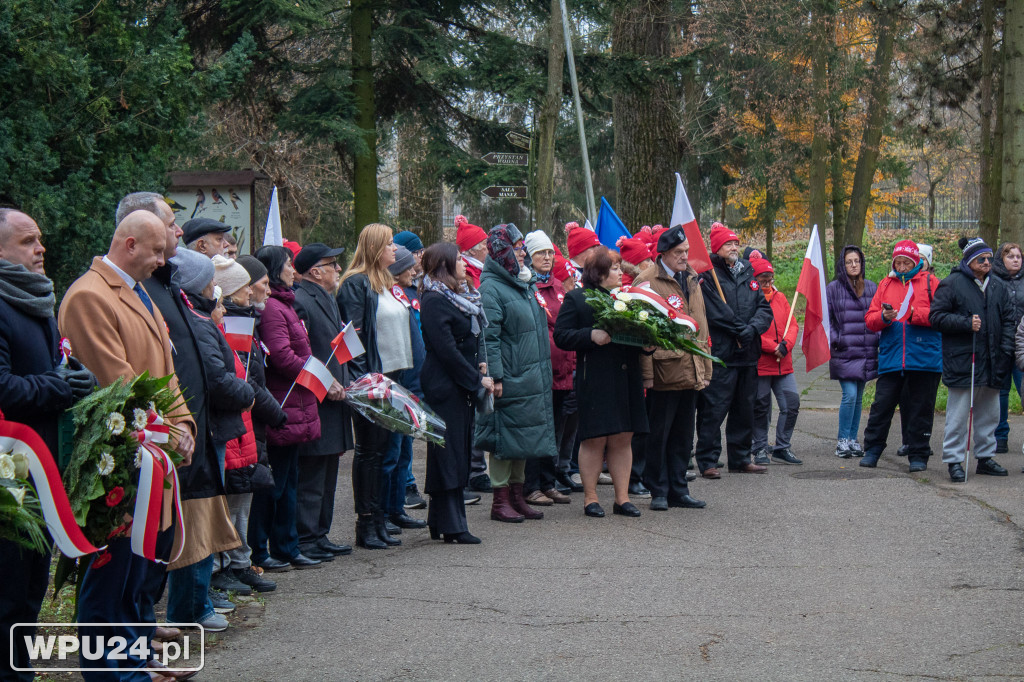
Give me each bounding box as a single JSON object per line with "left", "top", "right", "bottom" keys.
{"left": 105, "top": 486, "right": 125, "bottom": 507}
{"left": 92, "top": 550, "right": 112, "bottom": 569}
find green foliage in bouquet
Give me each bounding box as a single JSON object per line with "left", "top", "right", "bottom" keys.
{"left": 0, "top": 468, "right": 49, "bottom": 554}
{"left": 344, "top": 374, "right": 447, "bottom": 447}
{"left": 62, "top": 372, "right": 186, "bottom": 549}
{"left": 584, "top": 289, "right": 724, "bottom": 366}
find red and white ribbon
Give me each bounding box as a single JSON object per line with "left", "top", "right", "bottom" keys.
{"left": 615, "top": 285, "right": 699, "bottom": 333}
{"left": 0, "top": 418, "right": 101, "bottom": 558}
{"left": 391, "top": 285, "right": 411, "bottom": 308}
{"left": 129, "top": 411, "right": 185, "bottom": 564}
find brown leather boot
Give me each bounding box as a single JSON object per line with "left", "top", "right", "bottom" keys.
{"left": 509, "top": 482, "right": 544, "bottom": 520}
{"left": 490, "top": 486, "right": 525, "bottom": 523}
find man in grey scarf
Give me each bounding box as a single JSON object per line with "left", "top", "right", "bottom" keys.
{"left": 0, "top": 208, "right": 95, "bottom": 681}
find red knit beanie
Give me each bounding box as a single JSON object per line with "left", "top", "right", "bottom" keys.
{"left": 709, "top": 222, "right": 740, "bottom": 254}
{"left": 283, "top": 240, "right": 302, "bottom": 259}
{"left": 634, "top": 225, "right": 655, "bottom": 247}
{"left": 617, "top": 236, "right": 653, "bottom": 266}
{"left": 750, "top": 255, "right": 774, "bottom": 277}
{"left": 566, "top": 223, "right": 601, "bottom": 259}
{"left": 455, "top": 215, "right": 488, "bottom": 253}
{"left": 553, "top": 255, "right": 575, "bottom": 283}
{"left": 891, "top": 239, "right": 920, "bottom": 267}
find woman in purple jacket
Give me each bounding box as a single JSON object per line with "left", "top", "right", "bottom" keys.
{"left": 826, "top": 245, "right": 879, "bottom": 458}
{"left": 249, "top": 245, "right": 326, "bottom": 571}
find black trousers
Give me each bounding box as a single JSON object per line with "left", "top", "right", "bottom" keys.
{"left": 553, "top": 389, "right": 579, "bottom": 474}
{"left": 631, "top": 392, "right": 654, "bottom": 484}
{"left": 427, "top": 487, "right": 469, "bottom": 535}
{"left": 863, "top": 370, "right": 941, "bottom": 458}
{"left": 0, "top": 541, "right": 49, "bottom": 681}
{"left": 297, "top": 453, "right": 341, "bottom": 550}
{"left": 695, "top": 364, "right": 758, "bottom": 471}
{"left": 351, "top": 414, "right": 390, "bottom": 517}
{"left": 643, "top": 389, "right": 697, "bottom": 500}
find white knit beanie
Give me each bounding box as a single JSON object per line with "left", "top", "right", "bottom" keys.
{"left": 916, "top": 243, "right": 933, "bottom": 268}
{"left": 213, "top": 254, "right": 252, "bottom": 298}
{"left": 524, "top": 230, "right": 554, "bottom": 257}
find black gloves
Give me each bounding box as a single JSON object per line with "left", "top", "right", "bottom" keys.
{"left": 778, "top": 340, "right": 789, "bottom": 357}
{"left": 58, "top": 357, "right": 99, "bottom": 400}
{"left": 738, "top": 325, "right": 756, "bottom": 347}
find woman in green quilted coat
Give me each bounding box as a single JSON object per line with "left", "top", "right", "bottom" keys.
{"left": 474, "top": 224, "right": 557, "bottom": 523}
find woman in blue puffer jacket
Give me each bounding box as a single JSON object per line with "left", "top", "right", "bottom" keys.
{"left": 826, "top": 245, "right": 879, "bottom": 458}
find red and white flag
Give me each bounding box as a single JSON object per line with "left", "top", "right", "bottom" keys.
{"left": 670, "top": 173, "right": 711, "bottom": 273}
{"left": 221, "top": 316, "right": 255, "bottom": 353}
{"left": 896, "top": 283, "right": 914, "bottom": 322}
{"left": 796, "top": 225, "right": 831, "bottom": 371}
{"left": 330, "top": 321, "right": 365, "bottom": 365}
{"left": 295, "top": 356, "right": 334, "bottom": 402}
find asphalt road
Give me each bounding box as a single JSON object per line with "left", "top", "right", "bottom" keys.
{"left": 202, "top": 408, "right": 1024, "bottom": 681}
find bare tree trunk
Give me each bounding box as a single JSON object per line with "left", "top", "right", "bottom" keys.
{"left": 808, "top": 0, "right": 830, "bottom": 244}
{"left": 398, "top": 116, "right": 442, "bottom": 245}
{"left": 611, "top": 0, "right": 680, "bottom": 229}
{"left": 980, "top": 0, "right": 999, "bottom": 245}
{"left": 1002, "top": 0, "right": 1024, "bottom": 243}
{"left": 351, "top": 0, "right": 378, "bottom": 230}
{"left": 843, "top": 3, "right": 899, "bottom": 252}
{"left": 535, "top": 0, "right": 565, "bottom": 237}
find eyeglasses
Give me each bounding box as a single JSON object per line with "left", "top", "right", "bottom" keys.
{"left": 312, "top": 261, "right": 340, "bottom": 270}
{"left": 514, "top": 244, "right": 527, "bottom": 253}
{"left": 844, "top": 260, "right": 859, "bottom": 266}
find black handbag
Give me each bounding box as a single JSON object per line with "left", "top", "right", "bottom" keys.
{"left": 475, "top": 335, "right": 494, "bottom": 415}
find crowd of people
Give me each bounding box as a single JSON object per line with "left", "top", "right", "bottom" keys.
{"left": 1, "top": 194, "right": 1023, "bottom": 680}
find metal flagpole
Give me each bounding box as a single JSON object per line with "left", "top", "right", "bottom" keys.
{"left": 559, "top": 0, "right": 597, "bottom": 226}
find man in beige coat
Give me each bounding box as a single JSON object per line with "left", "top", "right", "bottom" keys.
{"left": 636, "top": 225, "right": 710, "bottom": 511}
{"left": 58, "top": 210, "right": 196, "bottom": 679}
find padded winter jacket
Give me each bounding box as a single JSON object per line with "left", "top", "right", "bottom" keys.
{"left": 865, "top": 269, "right": 942, "bottom": 375}
{"left": 473, "top": 257, "right": 557, "bottom": 460}
{"left": 826, "top": 246, "right": 879, "bottom": 382}
{"left": 534, "top": 275, "right": 575, "bottom": 391}
{"left": 699, "top": 255, "right": 773, "bottom": 366}
{"left": 757, "top": 287, "right": 799, "bottom": 376}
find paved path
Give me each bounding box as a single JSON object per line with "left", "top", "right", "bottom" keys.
{"left": 202, "top": 398, "right": 1024, "bottom": 680}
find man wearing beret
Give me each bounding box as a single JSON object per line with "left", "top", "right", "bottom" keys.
{"left": 635, "top": 226, "right": 709, "bottom": 509}
{"left": 694, "top": 223, "right": 773, "bottom": 478}
{"left": 292, "top": 243, "right": 354, "bottom": 560}
{"left": 183, "top": 217, "right": 232, "bottom": 258}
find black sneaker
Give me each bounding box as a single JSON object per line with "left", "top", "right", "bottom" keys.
{"left": 468, "top": 473, "right": 492, "bottom": 492}
{"left": 208, "top": 589, "right": 236, "bottom": 614}
{"left": 976, "top": 457, "right": 1008, "bottom": 476}
{"left": 772, "top": 449, "right": 802, "bottom": 465}
{"left": 233, "top": 566, "right": 276, "bottom": 592}
{"left": 627, "top": 482, "right": 651, "bottom": 498}
{"left": 404, "top": 484, "right": 427, "bottom": 509}
{"left": 753, "top": 448, "right": 771, "bottom": 466}
{"left": 463, "top": 489, "right": 481, "bottom": 505}
{"left": 996, "top": 439, "right": 1008, "bottom": 454}
{"left": 210, "top": 569, "right": 252, "bottom": 596}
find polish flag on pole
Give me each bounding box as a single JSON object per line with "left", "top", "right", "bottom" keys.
{"left": 221, "top": 316, "right": 255, "bottom": 353}
{"left": 263, "top": 185, "right": 283, "bottom": 247}
{"left": 329, "top": 321, "right": 365, "bottom": 365}
{"left": 293, "top": 356, "right": 334, "bottom": 403}
{"left": 670, "top": 172, "right": 711, "bottom": 273}
{"left": 795, "top": 224, "right": 831, "bottom": 371}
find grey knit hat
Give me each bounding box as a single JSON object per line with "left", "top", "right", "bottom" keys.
{"left": 170, "top": 249, "right": 215, "bottom": 297}
{"left": 388, "top": 246, "right": 416, "bottom": 276}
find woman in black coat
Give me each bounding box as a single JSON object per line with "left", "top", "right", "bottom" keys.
{"left": 418, "top": 243, "right": 493, "bottom": 543}
{"left": 554, "top": 249, "right": 647, "bottom": 519}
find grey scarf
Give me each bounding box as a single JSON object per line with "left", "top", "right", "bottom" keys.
{"left": 0, "top": 260, "right": 55, "bottom": 318}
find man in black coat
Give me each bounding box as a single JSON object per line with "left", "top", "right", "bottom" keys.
{"left": 293, "top": 243, "right": 355, "bottom": 560}
{"left": 0, "top": 209, "right": 95, "bottom": 681}
{"left": 694, "top": 223, "right": 773, "bottom": 478}
{"left": 930, "top": 237, "right": 1015, "bottom": 482}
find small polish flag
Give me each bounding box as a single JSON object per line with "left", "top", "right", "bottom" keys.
{"left": 295, "top": 356, "right": 334, "bottom": 402}
{"left": 896, "top": 283, "right": 914, "bottom": 322}
{"left": 222, "top": 316, "right": 255, "bottom": 353}
{"left": 670, "top": 173, "right": 711, "bottom": 273}
{"left": 330, "top": 321, "right": 365, "bottom": 365}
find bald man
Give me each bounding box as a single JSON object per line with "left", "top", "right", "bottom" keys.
{"left": 58, "top": 210, "right": 196, "bottom": 680}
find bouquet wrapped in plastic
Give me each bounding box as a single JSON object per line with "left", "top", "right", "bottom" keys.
{"left": 344, "top": 373, "right": 446, "bottom": 446}
{"left": 584, "top": 284, "right": 723, "bottom": 365}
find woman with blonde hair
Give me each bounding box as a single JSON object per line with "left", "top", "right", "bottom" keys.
{"left": 338, "top": 224, "right": 414, "bottom": 549}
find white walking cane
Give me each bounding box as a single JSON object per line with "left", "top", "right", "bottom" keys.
{"left": 965, "top": 325, "right": 977, "bottom": 483}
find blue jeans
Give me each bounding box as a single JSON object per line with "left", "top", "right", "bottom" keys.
{"left": 248, "top": 445, "right": 299, "bottom": 563}
{"left": 166, "top": 554, "right": 214, "bottom": 624}
{"left": 382, "top": 432, "right": 414, "bottom": 515}
{"left": 996, "top": 367, "right": 1023, "bottom": 442}
{"left": 838, "top": 380, "right": 865, "bottom": 441}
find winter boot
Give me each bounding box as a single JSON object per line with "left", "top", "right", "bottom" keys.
{"left": 355, "top": 515, "right": 388, "bottom": 550}
{"left": 490, "top": 486, "right": 525, "bottom": 523}
{"left": 509, "top": 482, "right": 544, "bottom": 520}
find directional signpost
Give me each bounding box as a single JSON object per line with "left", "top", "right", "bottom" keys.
{"left": 481, "top": 151, "right": 529, "bottom": 166}
{"left": 481, "top": 186, "right": 528, "bottom": 199}
{"left": 506, "top": 131, "right": 531, "bottom": 150}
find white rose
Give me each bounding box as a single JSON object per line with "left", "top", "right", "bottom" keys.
{"left": 613, "top": 300, "right": 627, "bottom": 312}
{"left": 0, "top": 454, "right": 16, "bottom": 480}
{"left": 638, "top": 311, "right": 650, "bottom": 321}
{"left": 132, "top": 408, "right": 148, "bottom": 431}
{"left": 11, "top": 452, "right": 29, "bottom": 479}
{"left": 617, "top": 292, "right": 632, "bottom": 302}
{"left": 106, "top": 413, "right": 126, "bottom": 436}
{"left": 134, "top": 447, "right": 145, "bottom": 469}
{"left": 97, "top": 452, "right": 116, "bottom": 477}
{"left": 8, "top": 486, "right": 26, "bottom": 507}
